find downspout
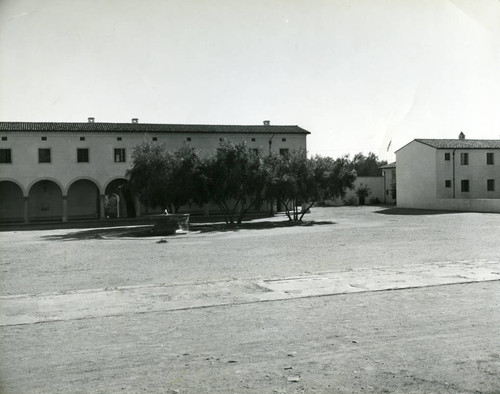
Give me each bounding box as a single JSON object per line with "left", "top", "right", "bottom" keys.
{"left": 452, "top": 149, "right": 456, "bottom": 198}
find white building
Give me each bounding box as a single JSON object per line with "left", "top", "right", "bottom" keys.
{"left": 395, "top": 133, "right": 500, "bottom": 212}
{"left": 0, "top": 119, "right": 310, "bottom": 223}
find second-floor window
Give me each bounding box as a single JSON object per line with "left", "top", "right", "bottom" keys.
{"left": 460, "top": 153, "right": 468, "bottom": 165}
{"left": 39, "top": 148, "right": 51, "bottom": 163}
{"left": 487, "top": 153, "right": 494, "bottom": 165}
{"left": 114, "top": 148, "right": 126, "bottom": 162}
{"left": 445, "top": 180, "right": 451, "bottom": 188}
{"left": 77, "top": 148, "right": 89, "bottom": 163}
{"left": 0, "top": 148, "right": 12, "bottom": 163}
{"left": 444, "top": 152, "right": 450, "bottom": 161}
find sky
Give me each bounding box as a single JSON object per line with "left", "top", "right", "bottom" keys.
{"left": 1, "top": 0, "right": 500, "bottom": 162}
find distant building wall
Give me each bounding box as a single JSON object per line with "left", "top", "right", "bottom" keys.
{"left": 0, "top": 122, "right": 309, "bottom": 222}
{"left": 396, "top": 139, "right": 500, "bottom": 212}
{"left": 396, "top": 141, "right": 437, "bottom": 209}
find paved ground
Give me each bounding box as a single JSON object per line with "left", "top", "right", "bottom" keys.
{"left": 1, "top": 206, "right": 499, "bottom": 393}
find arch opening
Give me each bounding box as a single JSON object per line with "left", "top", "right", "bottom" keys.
{"left": 0, "top": 181, "right": 24, "bottom": 223}
{"left": 105, "top": 179, "right": 136, "bottom": 218}
{"left": 28, "top": 180, "right": 63, "bottom": 222}
{"left": 67, "top": 179, "right": 100, "bottom": 220}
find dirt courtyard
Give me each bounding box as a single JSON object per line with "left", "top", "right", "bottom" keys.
{"left": 1, "top": 206, "right": 499, "bottom": 393}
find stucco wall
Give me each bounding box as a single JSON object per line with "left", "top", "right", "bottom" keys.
{"left": 396, "top": 141, "right": 437, "bottom": 208}
{"left": 0, "top": 131, "right": 306, "bottom": 196}
{"left": 343, "top": 176, "right": 385, "bottom": 204}
{"left": 434, "top": 198, "right": 500, "bottom": 212}
{"left": 435, "top": 149, "right": 500, "bottom": 200}
{"left": 397, "top": 141, "right": 500, "bottom": 212}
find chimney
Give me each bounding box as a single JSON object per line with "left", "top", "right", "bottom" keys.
{"left": 459, "top": 131, "right": 465, "bottom": 140}
{"left": 263, "top": 120, "right": 270, "bottom": 126}
{"left": 131, "top": 118, "right": 138, "bottom": 124}
{"left": 88, "top": 117, "right": 95, "bottom": 123}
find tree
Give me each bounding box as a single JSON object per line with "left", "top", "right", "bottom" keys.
{"left": 127, "top": 142, "right": 171, "bottom": 211}
{"left": 350, "top": 152, "right": 388, "bottom": 176}
{"left": 127, "top": 143, "right": 205, "bottom": 213}
{"left": 265, "top": 151, "right": 356, "bottom": 221}
{"left": 203, "top": 140, "right": 267, "bottom": 225}
{"left": 165, "top": 145, "right": 206, "bottom": 212}
{"left": 355, "top": 184, "right": 371, "bottom": 205}
{"left": 264, "top": 150, "right": 314, "bottom": 221}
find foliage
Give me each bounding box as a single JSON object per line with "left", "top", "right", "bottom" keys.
{"left": 350, "top": 152, "right": 388, "bottom": 176}
{"left": 265, "top": 150, "right": 356, "bottom": 221}
{"left": 355, "top": 184, "right": 371, "bottom": 198}
{"left": 355, "top": 184, "right": 371, "bottom": 205}
{"left": 127, "top": 143, "right": 205, "bottom": 213}
{"left": 202, "top": 140, "right": 267, "bottom": 225}
{"left": 167, "top": 145, "right": 206, "bottom": 212}
{"left": 127, "top": 142, "right": 357, "bottom": 224}
{"left": 126, "top": 143, "right": 170, "bottom": 210}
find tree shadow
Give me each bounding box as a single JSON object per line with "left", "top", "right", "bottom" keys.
{"left": 376, "top": 208, "right": 466, "bottom": 216}
{"left": 191, "top": 220, "right": 336, "bottom": 233}
{"left": 41, "top": 220, "right": 336, "bottom": 241}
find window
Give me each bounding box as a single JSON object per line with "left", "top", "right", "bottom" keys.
{"left": 461, "top": 180, "right": 469, "bottom": 192}
{"left": 152, "top": 137, "right": 157, "bottom": 141}
{"left": 251, "top": 138, "right": 256, "bottom": 142}
{"left": 445, "top": 180, "right": 451, "bottom": 188}
{"left": 487, "top": 179, "right": 495, "bottom": 191}
{"left": 80, "top": 136, "right": 85, "bottom": 141}
{"left": 77, "top": 148, "right": 89, "bottom": 163}
{"left": 251, "top": 148, "right": 259, "bottom": 155}
{"left": 460, "top": 153, "right": 468, "bottom": 165}
{"left": 186, "top": 137, "right": 191, "bottom": 142}
{"left": 487, "top": 152, "right": 494, "bottom": 165}
{"left": 1, "top": 136, "right": 7, "bottom": 141}
{"left": 0, "top": 149, "right": 12, "bottom": 163}
{"left": 41, "top": 136, "right": 47, "bottom": 141}
{"left": 219, "top": 138, "right": 223, "bottom": 142}
{"left": 279, "top": 148, "right": 289, "bottom": 157}
{"left": 39, "top": 148, "right": 51, "bottom": 163}
{"left": 114, "top": 148, "right": 126, "bottom": 162}
{"left": 117, "top": 137, "right": 122, "bottom": 141}
{"left": 282, "top": 138, "right": 287, "bottom": 142}
{"left": 444, "top": 152, "right": 450, "bottom": 161}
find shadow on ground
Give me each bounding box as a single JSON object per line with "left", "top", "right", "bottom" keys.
{"left": 41, "top": 220, "right": 336, "bottom": 241}
{"left": 376, "top": 208, "right": 466, "bottom": 216}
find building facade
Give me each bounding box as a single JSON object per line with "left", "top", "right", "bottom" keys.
{"left": 0, "top": 119, "right": 310, "bottom": 223}
{"left": 380, "top": 162, "right": 396, "bottom": 204}
{"left": 395, "top": 135, "right": 500, "bottom": 212}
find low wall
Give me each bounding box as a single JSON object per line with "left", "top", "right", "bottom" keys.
{"left": 325, "top": 177, "right": 386, "bottom": 206}
{"left": 399, "top": 198, "right": 500, "bottom": 213}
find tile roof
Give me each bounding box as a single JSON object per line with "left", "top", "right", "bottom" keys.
{"left": 379, "top": 162, "right": 396, "bottom": 169}
{"left": 0, "top": 122, "right": 310, "bottom": 135}
{"left": 415, "top": 139, "right": 500, "bottom": 149}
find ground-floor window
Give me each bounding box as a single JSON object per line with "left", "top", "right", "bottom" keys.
{"left": 487, "top": 179, "right": 495, "bottom": 191}
{"left": 445, "top": 180, "right": 451, "bottom": 188}
{"left": 461, "top": 180, "right": 469, "bottom": 192}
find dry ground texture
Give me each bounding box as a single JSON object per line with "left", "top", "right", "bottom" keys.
{"left": 0, "top": 206, "right": 499, "bottom": 393}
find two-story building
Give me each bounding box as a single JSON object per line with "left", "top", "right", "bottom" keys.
{"left": 395, "top": 133, "right": 500, "bottom": 212}
{"left": 0, "top": 119, "right": 310, "bottom": 223}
